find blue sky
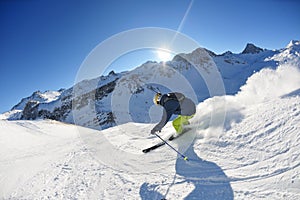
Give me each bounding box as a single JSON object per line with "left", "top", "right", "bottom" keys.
{"left": 0, "top": 0, "right": 299, "bottom": 113}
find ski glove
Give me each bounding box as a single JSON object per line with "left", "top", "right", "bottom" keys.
{"left": 151, "top": 128, "right": 161, "bottom": 135}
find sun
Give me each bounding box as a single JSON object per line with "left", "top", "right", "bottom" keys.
{"left": 156, "top": 49, "right": 173, "bottom": 62}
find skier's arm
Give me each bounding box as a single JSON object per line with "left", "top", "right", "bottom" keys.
{"left": 152, "top": 108, "right": 172, "bottom": 133}
{"left": 151, "top": 100, "right": 178, "bottom": 134}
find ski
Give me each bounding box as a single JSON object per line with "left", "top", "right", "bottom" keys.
{"left": 142, "top": 128, "right": 191, "bottom": 153}
{"left": 142, "top": 141, "right": 166, "bottom": 153}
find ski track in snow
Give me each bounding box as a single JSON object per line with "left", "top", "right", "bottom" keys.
{"left": 0, "top": 92, "right": 300, "bottom": 199}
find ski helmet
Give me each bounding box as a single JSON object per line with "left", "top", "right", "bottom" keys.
{"left": 153, "top": 93, "right": 162, "bottom": 105}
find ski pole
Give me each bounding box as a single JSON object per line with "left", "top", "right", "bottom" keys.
{"left": 154, "top": 132, "right": 188, "bottom": 161}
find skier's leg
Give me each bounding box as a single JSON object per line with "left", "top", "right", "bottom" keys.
{"left": 182, "top": 114, "right": 194, "bottom": 125}
{"left": 172, "top": 115, "right": 183, "bottom": 134}
{"left": 173, "top": 115, "right": 195, "bottom": 134}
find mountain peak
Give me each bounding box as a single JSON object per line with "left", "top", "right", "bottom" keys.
{"left": 11, "top": 90, "right": 62, "bottom": 111}
{"left": 242, "top": 43, "right": 263, "bottom": 54}
{"left": 287, "top": 40, "right": 300, "bottom": 48}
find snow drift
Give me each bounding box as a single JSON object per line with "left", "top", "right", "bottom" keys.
{"left": 235, "top": 62, "right": 300, "bottom": 105}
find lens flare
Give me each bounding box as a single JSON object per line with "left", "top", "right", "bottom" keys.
{"left": 156, "top": 49, "right": 173, "bottom": 62}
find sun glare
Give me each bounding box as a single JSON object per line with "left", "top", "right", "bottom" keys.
{"left": 156, "top": 49, "right": 173, "bottom": 62}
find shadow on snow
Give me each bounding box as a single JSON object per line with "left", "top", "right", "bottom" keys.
{"left": 139, "top": 142, "right": 233, "bottom": 200}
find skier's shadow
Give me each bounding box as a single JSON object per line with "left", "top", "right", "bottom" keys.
{"left": 140, "top": 142, "right": 233, "bottom": 200}
{"left": 174, "top": 144, "right": 234, "bottom": 199}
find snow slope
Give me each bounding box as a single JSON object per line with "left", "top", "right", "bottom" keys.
{"left": 1, "top": 61, "right": 300, "bottom": 199}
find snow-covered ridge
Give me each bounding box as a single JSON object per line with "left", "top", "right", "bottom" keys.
{"left": 11, "top": 90, "right": 63, "bottom": 111}
{"left": 270, "top": 40, "right": 300, "bottom": 63}
{"left": 2, "top": 40, "right": 300, "bottom": 131}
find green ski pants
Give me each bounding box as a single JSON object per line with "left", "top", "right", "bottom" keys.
{"left": 172, "top": 115, "right": 194, "bottom": 134}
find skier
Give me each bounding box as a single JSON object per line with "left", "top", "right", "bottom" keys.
{"left": 151, "top": 92, "right": 196, "bottom": 136}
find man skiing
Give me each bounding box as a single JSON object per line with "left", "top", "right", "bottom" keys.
{"left": 151, "top": 92, "right": 196, "bottom": 136}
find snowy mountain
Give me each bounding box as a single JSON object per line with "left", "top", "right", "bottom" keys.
{"left": 2, "top": 40, "right": 300, "bottom": 132}
{"left": 2, "top": 90, "right": 64, "bottom": 120}
{"left": 12, "top": 90, "right": 64, "bottom": 110}
{"left": 0, "top": 59, "right": 299, "bottom": 199}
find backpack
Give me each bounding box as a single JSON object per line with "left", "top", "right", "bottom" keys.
{"left": 165, "top": 92, "right": 185, "bottom": 102}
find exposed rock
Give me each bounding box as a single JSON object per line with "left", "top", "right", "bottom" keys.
{"left": 22, "top": 100, "right": 39, "bottom": 120}
{"left": 242, "top": 43, "right": 263, "bottom": 54}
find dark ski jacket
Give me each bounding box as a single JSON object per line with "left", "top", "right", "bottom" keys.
{"left": 152, "top": 92, "right": 196, "bottom": 132}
